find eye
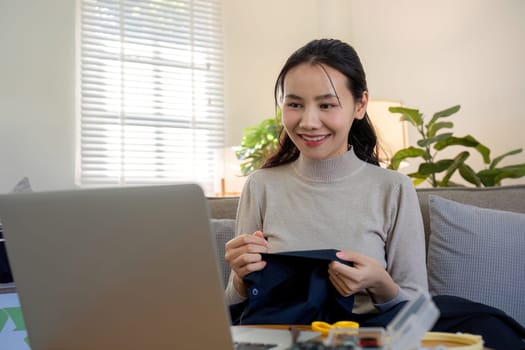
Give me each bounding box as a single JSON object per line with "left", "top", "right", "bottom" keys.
{"left": 287, "top": 102, "right": 302, "bottom": 109}
{"left": 320, "top": 103, "right": 337, "bottom": 110}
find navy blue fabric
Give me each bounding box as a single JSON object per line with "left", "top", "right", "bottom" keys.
{"left": 230, "top": 249, "right": 354, "bottom": 325}
{"left": 0, "top": 239, "right": 13, "bottom": 283}
{"left": 431, "top": 295, "right": 525, "bottom": 350}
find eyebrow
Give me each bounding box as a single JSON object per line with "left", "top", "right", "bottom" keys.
{"left": 284, "top": 93, "right": 339, "bottom": 101}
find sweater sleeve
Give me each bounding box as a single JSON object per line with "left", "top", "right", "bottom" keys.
{"left": 384, "top": 176, "right": 428, "bottom": 303}
{"left": 224, "top": 174, "right": 264, "bottom": 305}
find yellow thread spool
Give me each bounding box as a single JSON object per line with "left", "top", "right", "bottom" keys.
{"left": 421, "top": 332, "right": 483, "bottom": 350}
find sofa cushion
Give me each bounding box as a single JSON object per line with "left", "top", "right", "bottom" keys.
{"left": 416, "top": 185, "right": 525, "bottom": 251}
{"left": 210, "top": 218, "right": 236, "bottom": 287}
{"left": 427, "top": 195, "right": 525, "bottom": 326}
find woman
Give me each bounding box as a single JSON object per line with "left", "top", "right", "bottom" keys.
{"left": 224, "top": 38, "right": 525, "bottom": 349}
{"left": 225, "top": 38, "right": 427, "bottom": 314}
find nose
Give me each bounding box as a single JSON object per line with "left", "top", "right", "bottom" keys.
{"left": 299, "top": 106, "right": 322, "bottom": 130}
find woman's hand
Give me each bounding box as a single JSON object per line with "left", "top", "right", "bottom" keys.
{"left": 328, "top": 250, "right": 398, "bottom": 304}
{"left": 225, "top": 231, "right": 268, "bottom": 297}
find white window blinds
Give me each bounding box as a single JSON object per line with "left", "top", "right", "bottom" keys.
{"left": 78, "top": 0, "right": 224, "bottom": 194}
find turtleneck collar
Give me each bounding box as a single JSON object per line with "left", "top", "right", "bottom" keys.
{"left": 291, "top": 147, "right": 365, "bottom": 182}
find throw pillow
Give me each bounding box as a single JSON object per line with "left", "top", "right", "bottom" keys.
{"left": 209, "top": 218, "right": 236, "bottom": 288}
{"left": 10, "top": 177, "right": 32, "bottom": 194}
{"left": 427, "top": 195, "right": 525, "bottom": 326}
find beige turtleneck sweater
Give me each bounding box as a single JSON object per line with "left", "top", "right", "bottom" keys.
{"left": 225, "top": 148, "right": 428, "bottom": 314}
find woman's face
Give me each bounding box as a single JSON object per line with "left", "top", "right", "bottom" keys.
{"left": 281, "top": 63, "right": 368, "bottom": 160}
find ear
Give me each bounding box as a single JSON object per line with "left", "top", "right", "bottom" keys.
{"left": 354, "top": 91, "right": 368, "bottom": 120}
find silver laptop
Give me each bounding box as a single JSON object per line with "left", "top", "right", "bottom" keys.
{"left": 0, "top": 184, "right": 319, "bottom": 350}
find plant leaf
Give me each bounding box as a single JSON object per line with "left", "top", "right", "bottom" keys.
{"left": 489, "top": 148, "right": 523, "bottom": 169}
{"left": 477, "top": 164, "right": 525, "bottom": 186}
{"left": 458, "top": 163, "right": 482, "bottom": 187}
{"left": 478, "top": 172, "right": 497, "bottom": 187}
{"left": 388, "top": 107, "right": 423, "bottom": 128}
{"left": 407, "top": 172, "right": 429, "bottom": 186}
{"left": 417, "top": 133, "right": 453, "bottom": 148}
{"left": 434, "top": 135, "right": 490, "bottom": 164}
{"left": 236, "top": 115, "right": 283, "bottom": 175}
{"left": 388, "top": 147, "right": 426, "bottom": 170}
{"left": 407, "top": 172, "right": 429, "bottom": 179}
{"left": 440, "top": 151, "right": 470, "bottom": 186}
{"left": 426, "top": 105, "right": 460, "bottom": 127}
{"left": 418, "top": 159, "right": 454, "bottom": 175}
{"left": 427, "top": 121, "right": 454, "bottom": 138}
{"left": 436, "top": 180, "right": 465, "bottom": 187}
{"left": 412, "top": 177, "right": 428, "bottom": 186}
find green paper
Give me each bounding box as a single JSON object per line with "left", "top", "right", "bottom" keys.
{"left": 5, "top": 307, "right": 27, "bottom": 331}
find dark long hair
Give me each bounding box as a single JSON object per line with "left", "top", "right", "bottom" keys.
{"left": 262, "top": 39, "right": 379, "bottom": 168}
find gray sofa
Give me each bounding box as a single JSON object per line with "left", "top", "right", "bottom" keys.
{"left": 208, "top": 185, "right": 525, "bottom": 326}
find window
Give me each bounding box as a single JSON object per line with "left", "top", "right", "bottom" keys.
{"left": 78, "top": 0, "right": 224, "bottom": 194}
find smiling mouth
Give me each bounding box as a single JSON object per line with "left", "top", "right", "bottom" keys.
{"left": 300, "top": 135, "right": 330, "bottom": 146}
{"left": 301, "top": 134, "right": 329, "bottom": 142}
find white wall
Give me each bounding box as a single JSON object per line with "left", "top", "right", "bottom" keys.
{"left": 0, "top": 0, "right": 76, "bottom": 193}
{"left": 1, "top": 0, "right": 523, "bottom": 193}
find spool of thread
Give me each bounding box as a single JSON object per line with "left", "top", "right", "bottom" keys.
{"left": 421, "top": 332, "right": 483, "bottom": 350}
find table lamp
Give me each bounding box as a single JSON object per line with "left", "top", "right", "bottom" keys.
{"left": 367, "top": 100, "right": 409, "bottom": 168}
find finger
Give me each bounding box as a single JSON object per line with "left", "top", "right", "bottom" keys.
{"left": 336, "top": 250, "right": 365, "bottom": 264}
{"left": 329, "top": 261, "right": 354, "bottom": 278}
{"left": 237, "top": 260, "right": 267, "bottom": 277}
{"left": 230, "top": 251, "right": 266, "bottom": 273}
{"left": 329, "top": 272, "right": 344, "bottom": 292}
{"left": 329, "top": 264, "right": 356, "bottom": 293}
{"left": 227, "top": 242, "right": 268, "bottom": 256}
{"left": 225, "top": 233, "right": 267, "bottom": 250}
{"left": 329, "top": 272, "right": 353, "bottom": 297}
{"left": 232, "top": 250, "right": 263, "bottom": 266}
{"left": 226, "top": 235, "right": 263, "bottom": 249}
{"left": 225, "top": 242, "right": 268, "bottom": 266}
{"left": 232, "top": 254, "right": 266, "bottom": 278}
{"left": 253, "top": 230, "right": 265, "bottom": 239}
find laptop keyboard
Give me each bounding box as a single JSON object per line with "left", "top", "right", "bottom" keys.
{"left": 234, "top": 342, "right": 278, "bottom": 349}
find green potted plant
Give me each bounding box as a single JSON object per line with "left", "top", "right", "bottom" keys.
{"left": 387, "top": 105, "right": 525, "bottom": 187}
{"left": 235, "top": 110, "right": 283, "bottom": 176}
